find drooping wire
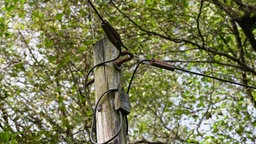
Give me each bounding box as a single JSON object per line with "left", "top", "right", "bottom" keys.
{"left": 124, "top": 59, "right": 150, "bottom": 135}
{"left": 90, "top": 89, "right": 123, "bottom": 144}
{"left": 127, "top": 59, "right": 150, "bottom": 94}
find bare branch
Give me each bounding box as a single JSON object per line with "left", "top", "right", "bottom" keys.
{"left": 197, "top": 0, "right": 205, "bottom": 47}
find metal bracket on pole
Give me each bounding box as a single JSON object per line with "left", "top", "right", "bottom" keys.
{"left": 114, "top": 89, "right": 131, "bottom": 115}
{"left": 150, "top": 58, "right": 174, "bottom": 71}
{"left": 113, "top": 51, "right": 134, "bottom": 70}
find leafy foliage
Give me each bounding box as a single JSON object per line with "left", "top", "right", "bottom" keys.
{"left": 0, "top": 0, "right": 256, "bottom": 143}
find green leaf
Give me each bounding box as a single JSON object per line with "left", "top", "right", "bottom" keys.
{"left": 48, "top": 55, "right": 56, "bottom": 63}
{"left": 10, "top": 139, "right": 18, "bottom": 144}
{"left": 146, "top": 0, "right": 151, "bottom": 5}
{"left": 252, "top": 121, "right": 256, "bottom": 127}
{"left": 55, "top": 13, "right": 64, "bottom": 20}
{"left": 1, "top": 131, "right": 11, "bottom": 142}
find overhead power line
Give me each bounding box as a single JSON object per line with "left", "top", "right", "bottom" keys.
{"left": 174, "top": 66, "right": 256, "bottom": 89}
{"left": 127, "top": 58, "right": 256, "bottom": 92}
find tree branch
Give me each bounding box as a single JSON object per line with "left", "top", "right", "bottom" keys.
{"left": 235, "top": 15, "right": 256, "bottom": 51}
{"left": 231, "top": 19, "right": 256, "bottom": 108}
{"left": 232, "top": 0, "right": 256, "bottom": 14}
{"left": 111, "top": 1, "right": 256, "bottom": 75}
{"left": 131, "top": 138, "right": 165, "bottom": 144}
{"left": 206, "top": 0, "right": 256, "bottom": 51}
{"left": 197, "top": 0, "right": 205, "bottom": 47}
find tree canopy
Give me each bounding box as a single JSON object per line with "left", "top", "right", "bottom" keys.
{"left": 0, "top": 0, "right": 256, "bottom": 143}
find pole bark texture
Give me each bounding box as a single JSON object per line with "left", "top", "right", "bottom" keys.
{"left": 94, "top": 38, "right": 127, "bottom": 144}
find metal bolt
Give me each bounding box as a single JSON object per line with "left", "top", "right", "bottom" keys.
{"left": 97, "top": 105, "right": 102, "bottom": 112}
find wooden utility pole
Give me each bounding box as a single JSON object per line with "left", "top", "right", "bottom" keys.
{"left": 93, "top": 38, "right": 127, "bottom": 143}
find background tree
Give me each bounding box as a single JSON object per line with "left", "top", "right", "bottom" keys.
{"left": 0, "top": 0, "right": 255, "bottom": 143}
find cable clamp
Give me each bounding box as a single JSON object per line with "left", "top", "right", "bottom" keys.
{"left": 113, "top": 51, "right": 134, "bottom": 70}
{"left": 150, "top": 58, "right": 174, "bottom": 71}
{"left": 114, "top": 89, "right": 131, "bottom": 115}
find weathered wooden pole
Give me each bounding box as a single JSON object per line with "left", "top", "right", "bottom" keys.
{"left": 93, "top": 38, "right": 127, "bottom": 143}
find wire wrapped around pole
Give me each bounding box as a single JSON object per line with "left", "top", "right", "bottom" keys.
{"left": 90, "top": 89, "right": 123, "bottom": 144}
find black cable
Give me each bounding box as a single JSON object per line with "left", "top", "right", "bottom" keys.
{"left": 87, "top": 0, "right": 104, "bottom": 22}
{"left": 127, "top": 60, "right": 150, "bottom": 94}
{"left": 127, "top": 59, "right": 256, "bottom": 93}
{"left": 174, "top": 66, "right": 256, "bottom": 89}
{"left": 84, "top": 50, "right": 121, "bottom": 113}
{"left": 125, "top": 60, "right": 150, "bottom": 135}
{"left": 90, "top": 89, "right": 123, "bottom": 144}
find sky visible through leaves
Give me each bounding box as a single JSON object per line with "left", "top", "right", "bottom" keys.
{"left": 0, "top": 0, "right": 256, "bottom": 143}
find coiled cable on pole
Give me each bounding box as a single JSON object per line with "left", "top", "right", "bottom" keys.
{"left": 90, "top": 89, "right": 123, "bottom": 144}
